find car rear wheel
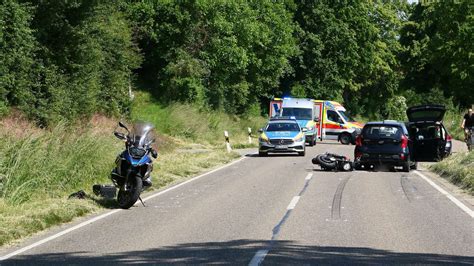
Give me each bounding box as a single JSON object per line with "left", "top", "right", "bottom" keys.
{"left": 410, "top": 161, "right": 418, "bottom": 170}
{"left": 403, "top": 160, "right": 411, "bottom": 172}
{"left": 340, "top": 133, "right": 351, "bottom": 145}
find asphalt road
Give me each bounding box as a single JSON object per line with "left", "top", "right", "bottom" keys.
{"left": 1, "top": 141, "right": 473, "bottom": 265}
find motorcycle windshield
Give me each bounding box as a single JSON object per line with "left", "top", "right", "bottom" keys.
{"left": 130, "top": 122, "right": 155, "bottom": 148}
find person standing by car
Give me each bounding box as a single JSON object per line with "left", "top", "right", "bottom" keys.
{"left": 461, "top": 108, "right": 474, "bottom": 141}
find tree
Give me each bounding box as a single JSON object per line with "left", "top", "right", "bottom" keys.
{"left": 0, "top": 0, "right": 36, "bottom": 116}
{"left": 127, "top": 0, "right": 297, "bottom": 114}
{"left": 400, "top": 0, "right": 474, "bottom": 107}
{"left": 287, "top": 0, "right": 404, "bottom": 118}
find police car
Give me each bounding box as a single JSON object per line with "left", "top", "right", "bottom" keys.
{"left": 258, "top": 117, "right": 307, "bottom": 156}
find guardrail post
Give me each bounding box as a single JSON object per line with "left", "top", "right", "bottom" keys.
{"left": 224, "top": 131, "right": 232, "bottom": 153}
{"left": 248, "top": 127, "right": 252, "bottom": 144}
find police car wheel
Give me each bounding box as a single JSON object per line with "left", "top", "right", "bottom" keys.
{"left": 307, "top": 136, "right": 314, "bottom": 147}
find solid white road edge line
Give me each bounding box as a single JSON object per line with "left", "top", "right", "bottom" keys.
{"left": 248, "top": 249, "right": 269, "bottom": 266}
{"left": 0, "top": 210, "right": 120, "bottom": 261}
{"left": 305, "top": 173, "right": 313, "bottom": 180}
{"left": 0, "top": 156, "right": 249, "bottom": 261}
{"left": 287, "top": 196, "right": 301, "bottom": 210}
{"left": 413, "top": 170, "right": 474, "bottom": 218}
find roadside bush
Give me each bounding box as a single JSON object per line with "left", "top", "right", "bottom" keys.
{"left": 444, "top": 108, "right": 465, "bottom": 141}
{"left": 385, "top": 95, "right": 408, "bottom": 121}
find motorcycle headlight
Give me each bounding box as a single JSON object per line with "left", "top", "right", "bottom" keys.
{"left": 129, "top": 147, "right": 146, "bottom": 159}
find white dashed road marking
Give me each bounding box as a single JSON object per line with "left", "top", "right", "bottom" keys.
{"left": 249, "top": 172, "right": 312, "bottom": 265}
{"left": 248, "top": 249, "right": 269, "bottom": 266}
{"left": 287, "top": 196, "right": 301, "bottom": 210}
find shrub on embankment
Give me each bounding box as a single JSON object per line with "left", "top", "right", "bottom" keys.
{"left": 430, "top": 151, "right": 474, "bottom": 195}
{"left": 441, "top": 108, "right": 465, "bottom": 141}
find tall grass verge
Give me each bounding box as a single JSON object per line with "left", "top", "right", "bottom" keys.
{"left": 0, "top": 122, "right": 119, "bottom": 205}
{"left": 0, "top": 115, "right": 122, "bottom": 245}
{"left": 430, "top": 151, "right": 474, "bottom": 195}
{"left": 131, "top": 91, "right": 266, "bottom": 147}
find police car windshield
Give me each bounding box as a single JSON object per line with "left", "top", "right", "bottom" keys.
{"left": 339, "top": 111, "right": 355, "bottom": 122}
{"left": 267, "top": 122, "right": 300, "bottom": 132}
{"left": 282, "top": 108, "right": 312, "bottom": 120}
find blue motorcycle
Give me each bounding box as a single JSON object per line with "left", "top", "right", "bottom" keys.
{"left": 111, "top": 122, "right": 157, "bottom": 209}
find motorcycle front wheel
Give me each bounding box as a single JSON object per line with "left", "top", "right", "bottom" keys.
{"left": 316, "top": 155, "right": 337, "bottom": 170}
{"left": 117, "top": 175, "right": 142, "bottom": 209}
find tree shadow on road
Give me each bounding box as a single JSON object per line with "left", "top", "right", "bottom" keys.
{"left": 4, "top": 239, "right": 473, "bottom": 265}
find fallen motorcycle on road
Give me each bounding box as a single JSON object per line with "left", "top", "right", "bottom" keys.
{"left": 312, "top": 153, "right": 354, "bottom": 171}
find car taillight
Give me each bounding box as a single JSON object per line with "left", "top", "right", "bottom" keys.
{"left": 355, "top": 135, "right": 363, "bottom": 146}
{"left": 401, "top": 135, "right": 408, "bottom": 149}
{"left": 446, "top": 135, "right": 452, "bottom": 148}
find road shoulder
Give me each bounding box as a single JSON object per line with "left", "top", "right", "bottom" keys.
{"left": 418, "top": 164, "right": 474, "bottom": 213}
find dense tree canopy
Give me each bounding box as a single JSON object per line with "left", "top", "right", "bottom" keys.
{"left": 287, "top": 0, "right": 406, "bottom": 118}
{"left": 128, "top": 0, "right": 297, "bottom": 114}
{"left": 0, "top": 0, "right": 471, "bottom": 124}
{"left": 400, "top": 0, "right": 474, "bottom": 108}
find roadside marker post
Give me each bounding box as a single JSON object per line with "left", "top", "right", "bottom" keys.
{"left": 248, "top": 127, "right": 252, "bottom": 144}
{"left": 224, "top": 131, "right": 232, "bottom": 153}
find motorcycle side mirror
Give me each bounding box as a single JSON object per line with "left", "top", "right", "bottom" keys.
{"left": 151, "top": 149, "right": 158, "bottom": 159}
{"left": 114, "top": 132, "right": 126, "bottom": 140}
{"left": 118, "top": 121, "right": 129, "bottom": 132}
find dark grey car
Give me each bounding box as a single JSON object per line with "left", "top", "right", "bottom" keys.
{"left": 406, "top": 105, "right": 452, "bottom": 161}
{"left": 354, "top": 121, "right": 415, "bottom": 172}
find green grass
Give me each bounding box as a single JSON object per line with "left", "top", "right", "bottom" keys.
{"left": 0, "top": 92, "right": 266, "bottom": 247}
{"left": 131, "top": 91, "right": 266, "bottom": 146}
{"left": 430, "top": 151, "right": 474, "bottom": 195}
{"left": 0, "top": 123, "right": 119, "bottom": 206}
{"left": 443, "top": 108, "right": 465, "bottom": 141}
{"left": 0, "top": 198, "right": 98, "bottom": 246}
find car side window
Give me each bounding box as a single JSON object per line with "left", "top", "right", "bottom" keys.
{"left": 327, "top": 110, "right": 342, "bottom": 123}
